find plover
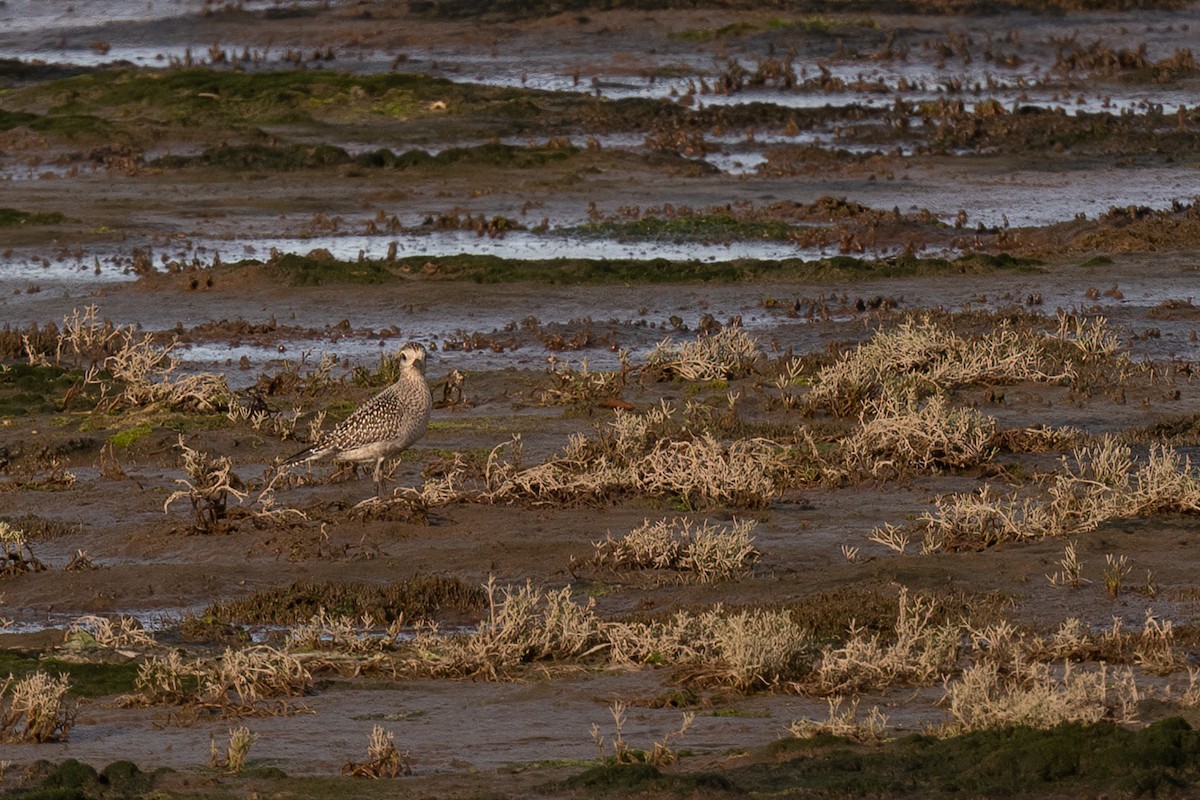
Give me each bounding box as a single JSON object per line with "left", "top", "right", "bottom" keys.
{"left": 284, "top": 342, "right": 432, "bottom": 497}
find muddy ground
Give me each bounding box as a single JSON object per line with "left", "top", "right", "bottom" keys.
{"left": 3, "top": 2, "right": 1200, "bottom": 798}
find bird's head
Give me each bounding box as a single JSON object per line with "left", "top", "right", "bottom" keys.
{"left": 397, "top": 342, "right": 428, "bottom": 376}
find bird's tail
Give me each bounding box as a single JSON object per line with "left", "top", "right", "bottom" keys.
{"left": 281, "top": 445, "right": 320, "bottom": 468}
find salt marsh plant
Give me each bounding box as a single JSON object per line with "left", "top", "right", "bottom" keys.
{"left": 163, "top": 437, "right": 248, "bottom": 534}
{"left": 1046, "top": 541, "right": 1088, "bottom": 589}
{"left": 807, "top": 314, "right": 1122, "bottom": 416}
{"left": 0, "top": 521, "right": 46, "bottom": 576}
{"left": 788, "top": 697, "right": 889, "bottom": 743}
{"left": 197, "top": 646, "right": 312, "bottom": 711}
{"left": 126, "top": 646, "right": 310, "bottom": 713}
{"left": 483, "top": 402, "right": 801, "bottom": 509}
{"left": 589, "top": 517, "right": 760, "bottom": 583}
{"left": 642, "top": 326, "right": 761, "bottom": 382}
{"left": 877, "top": 438, "right": 1200, "bottom": 552}
{"left": 211, "top": 726, "right": 257, "bottom": 773}
{"left": 36, "top": 306, "right": 229, "bottom": 412}
{"left": 940, "top": 661, "right": 1139, "bottom": 735}
{"left": 285, "top": 609, "right": 402, "bottom": 654}
{"left": 841, "top": 391, "right": 997, "bottom": 476}
{"left": 590, "top": 701, "right": 695, "bottom": 767}
{"left": 342, "top": 725, "right": 412, "bottom": 778}
{"left": 814, "top": 588, "right": 961, "bottom": 695}
{"left": 64, "top": 614, "right": 157, "bottom": 653}
{"left": 537, "top": 355, "right": 628, "bottom": 410}
{"left": 0, "top": 672, "right": 75, "bottom": 742}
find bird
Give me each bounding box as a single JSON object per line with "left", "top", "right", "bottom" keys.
{"left": 283, "top": 342, "right": 432, "bottom": 497}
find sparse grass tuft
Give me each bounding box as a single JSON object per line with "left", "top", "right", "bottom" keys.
{"left": 0, "top": 671, "right": 76, "bottom": 742}
{"left": 341, "top": 725, "right": 413, "bottom": 778}
{"left": 588, "top": 517, "right": 760, "bottom": 583}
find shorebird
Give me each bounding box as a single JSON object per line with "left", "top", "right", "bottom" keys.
{"left": 283, "top": 342, "right": 432, "bottom": 497}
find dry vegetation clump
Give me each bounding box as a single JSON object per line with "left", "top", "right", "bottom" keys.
{"left": 341, "top": 725, "right": 413, "bottom": 778}
{"left": 807, "top": 314, "right": 1122, "bottom": 417}
{"left": 211, "top": 725, "right": 257, "bottom": 774}
{"left": 412, "top": 580, "right": 609, "bottom": 680}
{"left": 0, "top": 671, "right": 76, "bottom": 742}
{"left": 480, "top": 403, "right": 806, "bottom": 509}
{"left": 642, "top": 326, "right": 761, "bottom": 382}
{"left": 63, "top": 614, "right": 157, "bottom": 654}
{"left": 624, "top": 607, "right": 816, "bottom": 691}
{"left": 877, "top": 438, "right": 1200, "bottom": 553}
{"left": 536, "top": 356, "right": 629, "bottom": 410}
{"left": 285, "top": 609, "right": 403, "bottom": 654}
{"left": 591, "top": 701, "right": 694, "bottom": 767}
{"left": 812, "top": 588, "right": 961, "bottom": 695}
{"left": 31, "top": 306, "right": 230, "bottom": 413}
{"left": 0, "top": 521, "right": 47, "bottom": 576}
{"left": 397, "top": 580, "right": 815, "bottom": 690}
{"left": 788, "top": 697, "right": 890, "bottom": 743}
{"left": 125, "top": 646, "right": 311, "bottom": 714}
{"left": 163, "top": 437, "right": 248, "bottom": 534}
{"left": 587, "top": 516, "right": 760, "bottom": 583}
{"left": 940, "top": 661, "right": 1140, "bottom": 735}
{"left": 840, "top": 391, "right": 997, "bottom": 477}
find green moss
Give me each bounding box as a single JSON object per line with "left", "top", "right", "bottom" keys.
{"left": 754, "top": 718, "right": 1200, "bottom": 797}
{"left": 0, "top": 207, "right": 65, "bottom": 226}
{"left": 569, "top": 214, "right": 801, "bottom": 242}
{"left": 0, "top": 363, "right": 87, "bottom": 416}
{"left": 108, "top": 423, "right": 153, "bottom": 448}
{"left": 205, "top": 575, "right": 488, "bottom": 625}
{"left": 0, "top": 650, "right": 139, "bottom": 698}
{"left": 564, "top": 763, "right": 734, "bottom": 792}
{"left": 670, "top": 22, "right": 757, "bottom": 41}
{"left": 153, "top": 142, "right": 352, "bottom": 171}
{"left": 262, "top": 252, "right": 397, "bottom": 286}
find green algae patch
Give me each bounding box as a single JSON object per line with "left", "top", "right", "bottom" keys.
{"left": 752, "top": 718, "right": 1200, "bottom": 797}
{"left": 0, "top": 208, "right": 65, "bottom": 227}
{"left": 0, "top": 364, "right": 87, "bottom": 416}
{"left": 569, "top": 213, "right": 801, "bottom": 242}
{"left": 203, "top": 575, "right": 488, "bottom": 625}
{"left": 0, "top": 650, "right": 139, "bottom": 698}
{"left": 257, "top": 252, "right": 398, "bottom": 286}
{"left": 394, "top": 251, "right": 1039, "bottom": 284}
{"left": 4, "top": 67, "right": 569, "bottom": 140}
{"left": 108, "top": 423, "right": 154, "bottom": 449}
{"left": 564, "top": 763, "right": 734, "bottom": 793}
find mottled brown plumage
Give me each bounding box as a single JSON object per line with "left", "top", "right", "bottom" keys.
{"left": 284, "top": 343, "right": 431, "bottom": 496}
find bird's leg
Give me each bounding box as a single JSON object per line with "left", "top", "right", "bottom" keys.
{"left": 373, "top": 457, "right": 385, "bottom": 499}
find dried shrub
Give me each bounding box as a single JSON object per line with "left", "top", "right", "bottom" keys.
{"left": 40, "top": 306, "right": 229, "bottom": 412}
{"left": 813, "top": 588, "right": 961, "bottom": 695}
{"left": 64, "top": 615, "right": 157, "bottom": 653}
{"left": 643, "top": 326, "right": 761, "bottom": 382}
{"left": 483, "top": 403, "right": 803, "bottom": 509}
{"left": 940, "top": 661, "right": 1139, "bottom": 735}
{"left": 588, "top": 517, "right": 760, "bottom": 583}
{"left": 197, "top": 646, "right": 312, "bottom": 711}
{"left": 841, "top": 391, "right": 996, "bottom": 476}
{"left": 341, "top": 725, "right": 412, "bottom": 778}
{"left": 788, "top": 697, "right": 889, "bottom": 743}
{"left": 0, "top": 672, "right": 76, "bottom": 742}
{"left": 0, "top": 521, "right": 46, "bottom": 576}
{"left": 163, "top": 438, "right": 247, "bottom": 534}
{"left": 285, "top": 610, "right": 402, "bottom": 654}
{"left": 211, "top": 726, "right": 257, "bottom": 773}
{"left": 883, "top": 438, "right": 1200, "bottom": 552}
{"left": 416, "top": 580, "right": 609, "bottom": 680}
{"left": 609, "top": 607, "right": 816, "bottom": 691}
{"left": 536, "top": 356, "right": 628, "bottom": 410}
{"left": 591, "top": 701, "right": 694, "bottom": 767}
{"left": 808, "top": 314, "right": 1122, "bottom": 416}
{"left": 124, "top": 646, "right": 310, "bottom": 714}
{"left": 401, "top": 581, "right": 815, "bottom": 691}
